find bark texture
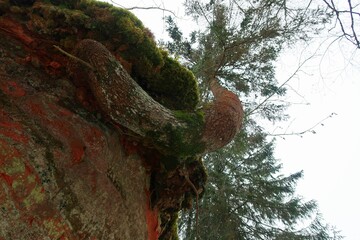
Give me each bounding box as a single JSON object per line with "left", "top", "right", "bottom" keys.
{"left": 202, "top": 78, "right": 244, "bottom": 152}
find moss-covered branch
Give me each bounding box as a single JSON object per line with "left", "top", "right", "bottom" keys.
{"left": 69, "top": 39, "right": 243, "bottom": 158}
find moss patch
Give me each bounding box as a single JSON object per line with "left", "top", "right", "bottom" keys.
{"left": 159, "top": 211, "right": 179, "bottom": 240}
{"left": 17, "top": 0, "right": 200, "bottom": 111}
{"left": 145, "top": 50, "right": 200, "bottom": 110}
{"left": 145, "top": 110, "right": 205, "bottom": 160}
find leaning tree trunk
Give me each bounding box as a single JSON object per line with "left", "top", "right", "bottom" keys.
{"left": 68, "top": 39, "right": 244, "bottom": 158}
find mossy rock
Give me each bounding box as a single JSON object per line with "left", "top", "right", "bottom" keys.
{"left": 21, "top": 0, "right": 200, "bottom": 111}
{"left": 3, "top": 1, "right": 206, "bottom": 239}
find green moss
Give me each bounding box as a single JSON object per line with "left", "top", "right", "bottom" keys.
{"left": 110, "top": 6, "right": 144, "bottom": 30}
{"left": 81, "top": 0, "right": 112, "bottom": 9}
{"left": 25, "top": 0, "right": 199, "bottom": 111}
{"left": 77, "top": 1, "right": 164, "bottom": 73}
{"left": 144, "top": 51, "right": 200, "bottom": 110}
{"left": 159, "top": 212, "right": 179, "bottom": 240}
{"left": 179, "top": 112, "right": 204, "bottom": 151}
{"left": 116, "top": 17, "right": 144, "bottom": 43}
{"left": 30, "top": 2, "right": 92, "bottom": 36}
{"left": 146, "top": 110, "right": 205, "bottom": 160}
{"left": 48, "top": 0, "right": 85, "bottom": 9}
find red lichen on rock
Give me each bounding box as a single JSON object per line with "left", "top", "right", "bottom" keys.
{"left": 0, "top": 17, "right": 34, "bottom": 46}
{"left": 0, "top": 134, "right": 74, "bottom": 238}
{"left": 120, "top": 136, "right": 140, "bottom": 156}
{"left": 0, "top": 80, "right": 26, "bottom": 97}
{"left": 48, "top": 61, "right": 61, "bottom": 69}
{"left": 145, "top": 189, "right": 160, "bottom": 240}
{"left": 0, "top": 172, "right": 13, "bottom": 187}
{"left": 70, "top": 140, "right": 85, "bottom": 165}
{"left": 0, "top": 121, "right": 29, "bottom": 144}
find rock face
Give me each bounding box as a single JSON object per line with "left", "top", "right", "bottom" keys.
{"left": 0, "top": 25, "right": 154, "bottom": 239}
{"left": 0, "top": 1, "right": 242, "bottom": 239}
{"left": 0, "top": 1, "right": 204, "bottom": 239}
{"left": 0, "top": 1, "right": 164, "bottom": 239}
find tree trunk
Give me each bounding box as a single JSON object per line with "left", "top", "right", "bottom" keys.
{"left": 69, "top": 39, "right": 199, "bottom": 157}
{"left": 69, "top": 39, "right": 244, "bottom": 157}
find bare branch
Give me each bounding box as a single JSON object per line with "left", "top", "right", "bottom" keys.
{"left": 268, "top": 112, "right": 337, "bottom": 138}
{"left": 247, "top": 52, "right": 316, "bottom": 117}
{"left": 110, "top": 1, "right": 177, "bottom": 16}
{"left": 124, "top": 6, "right": 176, "bottom": 16}
{"left": 348, "top": 0, "right": 360, "bottom": 47}
{"left": 53, "top": 45, "right": 94, "bottom": 70}
{"left": 323, "top": 0, "right": 360, "bottom": 48}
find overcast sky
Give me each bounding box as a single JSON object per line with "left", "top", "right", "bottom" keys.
{"left": 275, "top": 39, "right": 360, "bottom": 239}
{"left": 103, "top": 1, "right": 360, "bottom": 239}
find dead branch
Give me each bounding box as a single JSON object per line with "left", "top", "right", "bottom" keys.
{"left": 323, "top": 0, "right": 360, "bottom": 48}
{"left": 268, "top": 112, "right": 337, "bottom": 138}
{"left": 110, "top": 1, "right": 177, "bottom": 16}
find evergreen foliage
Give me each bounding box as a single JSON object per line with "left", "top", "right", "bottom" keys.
{"left": 179, "top": 132, "right": 341, "bottom": 239}
{"left": 162, "top": 0, "right": 342, "bottom": 239}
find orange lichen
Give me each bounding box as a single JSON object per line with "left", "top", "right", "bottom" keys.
{"left": 0, "top": 172, "right": 14, "bottom": 187}
{"left": 145, "top": 189, "right": 160, "bottom": 240}
{"left": 0, "top": 17, "right": 34, "bottom": 46}
{"left": 0, "top": 121, "right": 29, "bottom": 144}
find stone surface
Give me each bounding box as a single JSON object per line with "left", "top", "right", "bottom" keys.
{"left": 0, "top": 21, "right": 156, "bottom": 240}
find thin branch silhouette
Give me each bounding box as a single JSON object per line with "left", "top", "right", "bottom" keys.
{"left": 247, "top": 53, "right": 316, "bottom": 117}
{"left": 110, "top": 1, "right": 177, "bottom": 16}
{"left": 323, "top": 0, "right": 360, "bottom": 48}
{"left": 268, "top": 112, "right": 337, "bottom": 138}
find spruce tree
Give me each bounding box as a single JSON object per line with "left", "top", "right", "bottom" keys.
{"left": 163, "top": 0, "right": 342, "bottom": 239}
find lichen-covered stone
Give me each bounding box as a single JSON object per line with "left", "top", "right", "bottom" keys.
{"left": 0, "top": 1, "right": 208, "bottom": 239}
{"left": 0, "top": 35, "right": 154, "bottom": 239}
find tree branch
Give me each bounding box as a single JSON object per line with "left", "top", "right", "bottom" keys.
{"left": 268, "top": 112, "right": 337, "bottom": 138}
{"left": 247, "top": 53, "right": 316, "bottom": 117}
{"left": 323, "top": 0, "right": 360, "bottom": 48}
{"left": 65, "top": 39, "right": 244, "bottom": 157}
{"left": 110, "top": 1, "right": 177, "bottom": 16}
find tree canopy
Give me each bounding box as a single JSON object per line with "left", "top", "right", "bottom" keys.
{"left": 162, "top": 0, "right": 343, "bottom": 239}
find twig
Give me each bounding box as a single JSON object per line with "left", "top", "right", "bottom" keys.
{"left": 247, "top": 53, "right": 316, "bottom": 116}
{"left": 268, "top": 112, "right": 337, "bottom": 137}
{"left": 53, "top": 45, "right": 94, "bottom": 70}
{"left": 323, "top": 0, "right": 360, "bottom": 48}
{"left": 125, "top": 6, "right": 176, "bottom": 15}
{"left": 348, "top": 0, "right": 360, "bottom": 47}
{"left": 110, "top": 1, "right": 176, "bottom": 16}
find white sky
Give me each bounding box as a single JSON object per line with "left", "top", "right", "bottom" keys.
{"left": 275, "top": 39, "right": 360, "bottom": 239}
{"left": 103, "top": 1, "right": 360, "bottom": 239}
